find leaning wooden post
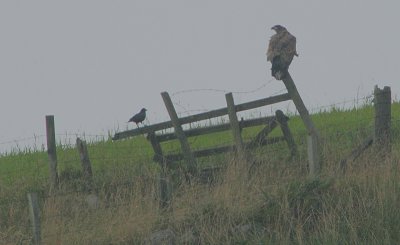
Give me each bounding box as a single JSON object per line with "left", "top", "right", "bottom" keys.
{"left": 76, "top": 138, "right": 94, "bottom": 191}
{"left": 161, "top": 92, "right": 197, "bottom": 176}
{"left": 27, "top": 192, "right": 41, "bottom": 245}
{"left": 281, "top": 72, "right": 321, "bottom": 176}
{"left": 46, "top": 115, "right": 58, "bottom": 193}
{"left": 225, "top": 93, "right": 246, "bottom": 161}
{"left": 148, "top": 132, "right": 171, "bottom": 210}
{"left": 374, "top": 85, "right": 391, "bottom": 153}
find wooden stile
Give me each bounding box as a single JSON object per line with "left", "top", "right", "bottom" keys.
{"left": 112, "top": 93, "right": 291, "bottom": 140}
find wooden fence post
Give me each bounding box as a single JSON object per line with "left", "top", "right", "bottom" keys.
{"left": 148, "top": 132, "right": 171, "bottom": 210}
{"left": 374, "top": 85, "right": 391, "bottom": 153}
{"left": 307, "top": 134, "right": 320, "bottom": 175}
{"left": 27, "top": 192, "right": 41, "bottom": 245}
{"left": 340, "top": 85, "right": 391, "bottom": 172}
{"left": 225, "top": 93, "right": 246, "bottom": 161}
{"left": 161, "top": 92, "right": 197, "bottom": 176}
{"left": 281, "top": 72, "right": 321, "bottom": 176}
{"left": 275, "top": 110, "right": 297, "bottom": 158}
{"left": 46, "top": 115, "right": 58, "bottom": 192}
{"left": 76, "top": 138, "right": 94, "bottom": 191}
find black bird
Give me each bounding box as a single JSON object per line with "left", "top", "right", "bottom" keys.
{"left": 128, "top": 108, "right": 147, "bottom": 126}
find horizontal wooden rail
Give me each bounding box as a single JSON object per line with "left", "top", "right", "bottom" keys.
{"left": 160, "top": 136, "right": 286, "bottom": 162}
{"left": 155, "top": 116, "right": 276, "bottom": 142}
{"left": 113, "top": 93, "right": 290, "bottom": 140}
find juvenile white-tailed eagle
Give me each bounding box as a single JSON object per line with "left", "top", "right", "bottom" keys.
{"left": 266, "top": 25, "right": 298, "bottom": 80}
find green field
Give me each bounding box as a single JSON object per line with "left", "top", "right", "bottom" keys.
{"left": 1, "top": 102, "right": 399, "bottom": 244}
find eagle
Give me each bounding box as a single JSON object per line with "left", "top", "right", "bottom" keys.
{"left": 266, "top": 25, "right": 298, "bottom": 80}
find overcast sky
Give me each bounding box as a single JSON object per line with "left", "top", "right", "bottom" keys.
{"left": 1, "top": 1, "right": 399, "bottom": 153}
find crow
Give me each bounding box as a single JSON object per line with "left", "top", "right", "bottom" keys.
{"left": 128, "top": 108, "right": 147, "bottom": 126}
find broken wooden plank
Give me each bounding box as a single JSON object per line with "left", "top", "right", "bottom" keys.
{"left": 340, "top": 136, "right": 374, "bottom": 173}
{"left": 163, "top": 136, "right": 285, "bottom": 162}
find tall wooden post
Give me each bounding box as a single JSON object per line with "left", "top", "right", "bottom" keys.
{"left": 46, "top": 115, "right": 58, "bottom": 192}
{"left": 225, "top": 93, "right": 246, "bottom": 159}
{"left": 281, "top": 72, "right": 321, "bottom": 176}
{"left": 161, "top": 92, "right": 197, "bottom": 176}
{"left": 27, "top": 192, "right": 41, "bottom": 245}
{"left": 76, "top": 138, "right": 94, "bottom": 191}
{"left": 374, "top": 85, "right": 391, "bottom": 153}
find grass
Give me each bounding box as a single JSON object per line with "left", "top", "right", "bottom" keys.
{"left": 0, "top": 102, "right": 399, "bottom": 244}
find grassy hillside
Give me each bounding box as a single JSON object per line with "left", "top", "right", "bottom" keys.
{"left": 0, "top": 102, "right": 399, "bottom": 244}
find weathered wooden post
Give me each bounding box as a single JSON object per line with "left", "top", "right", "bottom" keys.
{"left": 46, "top": 115, "right": 58, "bottom": 192}
{"left": 225, "top": 93, "right": 247, "bottom": 162}
{"left": 148, "top": 132, "right": 171, "bottom": 210}
{"left": 275, "top": 110, "right": 297, "bottom": 158}
{"left": 161, "top": 92, "right": 197, "bottom": 176}
{"left": 76, "top": 138, "right": 94, "bottom": 190}
{"left": 281, "top": 72, "right": 321, "bottom": 176}
{"left": 27, "top": 192, "right": 41, "bottom": 245}
{"left": 374, "top": 85, "right": 391, "bottom": 153}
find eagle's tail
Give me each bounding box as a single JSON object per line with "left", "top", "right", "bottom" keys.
{"left": 271, "top": 56, "right": 287, "bottom": 80}
{"left": 271, "top": 66, "right": 278, "bottom": 77}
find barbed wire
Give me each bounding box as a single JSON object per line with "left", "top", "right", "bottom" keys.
{"left": 0, "top": 113, "right": 395, "bottom": 161}
{"left": 0, "top": 135, "right": 46, "bottom": 146}
{"left": 0, "top": 93, "right": 393, "bottom": 151}
{"left": 171, "top": 79, "right": 276, "bottom": 97}
{"left": 307, "top": 94, "right": 375, "bottom": 114}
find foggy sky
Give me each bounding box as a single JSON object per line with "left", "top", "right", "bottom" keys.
{"left": 1, "top": 1, "right": 399, "bottom": 153}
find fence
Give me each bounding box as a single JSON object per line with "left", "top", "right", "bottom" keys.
{"left": 340, "top": 86, "right": 392, "bottom": 171}
{"left": 0, "top": 85, "right": 397, "bottom": 244}
{"left": 113, "top": 71, "right": 321, "bottom": 177}
{"left": 116, "top": 94, "right": 296, "bottom": 160}
{"left": 113, "top": 89, "right": 303, "bottom": 208}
